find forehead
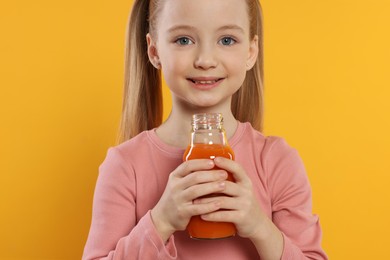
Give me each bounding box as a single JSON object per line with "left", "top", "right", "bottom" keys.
{"left": 157, "top": 0, "right": 249, "bottom": 33}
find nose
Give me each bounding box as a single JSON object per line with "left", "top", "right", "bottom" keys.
{"left": 194, "top": 44, "right": 218, "bottom": 70}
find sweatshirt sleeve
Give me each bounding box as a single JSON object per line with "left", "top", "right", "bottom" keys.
{"left": 264, "top": 137, "right": 328, "bottom": 260}
{"left": 82, "top": 148, "right": 177, "bottom": 260}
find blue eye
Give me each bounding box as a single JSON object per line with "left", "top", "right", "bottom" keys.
{"left": 175, "top": 37, "right": 194, "bottom": 45}
{"left": 219, "top": 37, "right": 236, "bottom": 46}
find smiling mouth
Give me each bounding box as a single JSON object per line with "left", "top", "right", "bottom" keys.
{"left": 188, "top": 78, "right": 223, "bottom": 84}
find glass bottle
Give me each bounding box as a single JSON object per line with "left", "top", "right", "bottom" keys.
{"left": 183, "top": 113, "right": 236, "bottom": 239}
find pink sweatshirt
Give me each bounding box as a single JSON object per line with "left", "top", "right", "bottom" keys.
{"left": 83, "top": 122, "right": 327, "bottom": 259}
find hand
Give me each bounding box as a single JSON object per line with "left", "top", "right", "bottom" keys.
{"left": 151, "top": 159, "right": 228, "bottom": 242}
{"left": 194, "top": 157, "right": 267, "bottom": 239}
{"left": 194, "top": 157, "right": 284, "bottom": 259}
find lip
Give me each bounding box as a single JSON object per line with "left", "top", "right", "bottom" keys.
{"left": 187, "top": 77, "right": 225, "bottom": 90}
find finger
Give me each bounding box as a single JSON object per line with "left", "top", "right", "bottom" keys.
{"left": 192, "top": 179, "right": 253, "bottom": 204}
{"left": 181, "top": 169, "right": 228, "bottom": 188}
{"left": 199, "top": 195, "right": 249, "bottom": 222}
{"left": 220, "top": 180, "right": 243, "bottom": 197}
{"left": 187, "top": 199, "right": 222, "bottom": 216}
{"left": 214, "top": 157, "right": 250, "bottom": 184}
{"left": 182, "top": 180, "right": 227, "bottom": 201}
{"left": 194, "top": 195, "right": 238, "bottom": 210}
{"left": 200, "top": 209, "right": 238, "bottom": 223}
{"left": 172, "top": 159, "right": 214, "bottom": 178}
{"left": 189, "top": 178, "right": 240, "bottom": 199}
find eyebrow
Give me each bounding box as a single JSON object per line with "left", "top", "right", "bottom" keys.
{"left": 217, "top": 25, "right": 245, "bottom": 33}
{"left": 167, "top": 24, "right": 245, "bottom": 34}
{"left": 167, "top": 25, "right": 196, "bottom": 33}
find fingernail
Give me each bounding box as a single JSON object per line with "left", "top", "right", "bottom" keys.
{"left": 219, "top": 181, "right": 225, "bottom": 188}
{"left": 214, "top": 157, "right": 222, "bottom": 163}
{"left": 219, "top": 171, "right": 227, "bottom": 178}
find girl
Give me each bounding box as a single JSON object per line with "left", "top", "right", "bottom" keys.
{"left": 83, "top": 0, "right": 327, "bottom": 259}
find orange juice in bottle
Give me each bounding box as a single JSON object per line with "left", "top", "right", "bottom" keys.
{"left": 183, "top": 113, "right": 236, "bottom": 239}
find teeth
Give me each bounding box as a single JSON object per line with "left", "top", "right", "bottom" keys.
{"left": 194, "top": 80, "right": 217, "bottom": 84}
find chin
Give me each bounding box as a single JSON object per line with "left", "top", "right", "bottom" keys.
{"left": 188, "top": 98, "right": 230, "bottom": 111}
{"left": 174, "top": 91, "right": 232, "bottom": 110}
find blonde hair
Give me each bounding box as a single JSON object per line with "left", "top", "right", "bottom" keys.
{"left": 118, "top": 0, "right": 264, "bottom": 143}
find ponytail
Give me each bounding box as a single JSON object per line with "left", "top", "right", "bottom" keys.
{"left": 117, "top": 0, "right": 163, "bottom": 143}
{"left": 232, "top": 0, "right": 264, "bottom": 132}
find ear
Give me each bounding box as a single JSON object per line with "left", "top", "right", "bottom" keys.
{"left": 146, "top": 33, "right": 161, "bottom": 69}
{"left": 246, "top": 35, "right": 259, "bottom": 71}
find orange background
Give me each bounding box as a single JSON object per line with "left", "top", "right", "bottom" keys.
{"left": 1, "top": 0, "right": 389, "bottom": 259}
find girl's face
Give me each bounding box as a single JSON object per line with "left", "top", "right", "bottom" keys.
{"left": 147, "top": 0, "right": 258, "bottom": 112}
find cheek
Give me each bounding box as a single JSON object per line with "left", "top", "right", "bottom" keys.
{"left": 225, "top": 56, "right": 248, "bottom": 89}
{"left": 226, "top": 49, "right": 248, "bottom": 67}
{"left": 160, "top": 53, "right": 190, "bottom": 76}
{"left": 159, "top": 58, "right": 188, "bottom": 92}
{"left": 228, "top": 55, "right": 248, "bottom": 77}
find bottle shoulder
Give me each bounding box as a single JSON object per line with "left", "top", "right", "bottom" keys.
{"left": 183, "top": 143, "right": 234, "bottom": 161}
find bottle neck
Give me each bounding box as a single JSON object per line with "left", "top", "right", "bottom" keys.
{"left": 192, "top": 113, "right": 223, "bottom": 131}
{"left": 190, "top": 113, "right": 228, "bottom": 146}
